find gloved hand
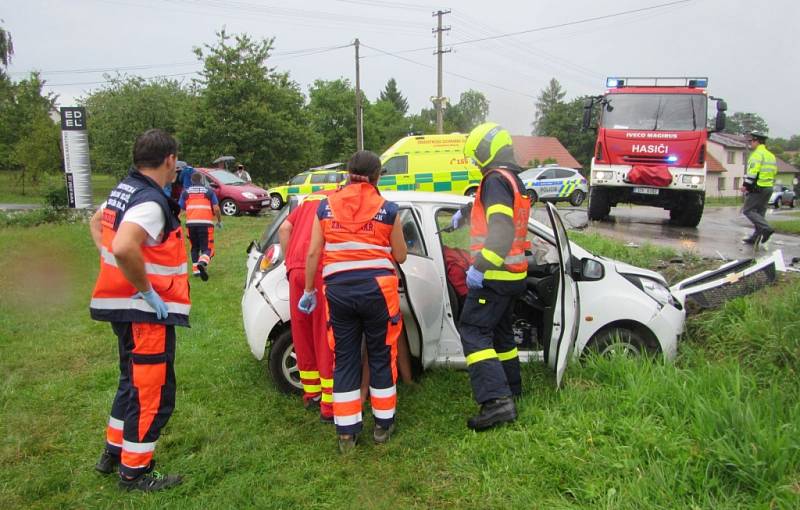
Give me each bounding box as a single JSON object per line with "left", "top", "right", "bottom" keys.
{"left": 451, "top": 210, "right": 463, "bottom": 230}
{"left": 216, "top": 221, "right": 223, "bottom": 229}
{"left": 466, "top": 266, "right": 484, "bottom": 290}
{"left": 133, "top": 288, "right": 169, "bottom": 320}
{"left": 298, "top": 289, "right": 317, "bottom": 314}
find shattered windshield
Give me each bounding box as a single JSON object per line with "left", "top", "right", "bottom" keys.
{"left": 601, "top": 93, "right": 707, "bottom": 132}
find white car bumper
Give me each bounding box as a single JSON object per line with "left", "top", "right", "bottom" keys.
{"left": 242, "top": 282, "right": 281, "bottom": 360}
{"left": 645, "top": 302, "right": 684, "bottom": 361}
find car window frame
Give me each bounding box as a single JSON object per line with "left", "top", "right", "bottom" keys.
{"left": 397, "top": 206, "right": 428, "bottom": 257}
{"left": 383, "top": 155, "right": 409, "bottom": 176}
{"left": 309, "top": 173, "right": 329, "bottom": 184}
{"left": 289, "top": 173, "right": 309, "bottom": 186}
{"left": 554, "top": 168, "right": 575, "bottom": 179}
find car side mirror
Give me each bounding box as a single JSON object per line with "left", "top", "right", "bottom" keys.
{"left": 580, "top": 258, "right": 604, "bottom": 281}
{"left": 209, "top": 182, "right": 219, "bottom": 189}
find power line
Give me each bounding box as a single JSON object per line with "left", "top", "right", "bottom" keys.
{"left": 329, "top": 0, "right": 435, "bottom": 10}
{"left": 362, "top": 0, "right": 695, "bottom": 56}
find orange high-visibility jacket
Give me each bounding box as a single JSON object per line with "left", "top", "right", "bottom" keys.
{"left": 181, "top": 185, "right": 217, "bottom": 225}
{"left": 90, "top": 171, "right": 191, "bottom": 326}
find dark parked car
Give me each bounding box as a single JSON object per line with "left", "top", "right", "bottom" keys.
{"left": 195, "top": 168, "right": 270, "bottom": 216}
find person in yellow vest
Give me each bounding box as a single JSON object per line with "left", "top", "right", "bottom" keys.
{"left": 451, "top": 123, "right": 531, "bottom": 431}
{"left": 88, "top": 129, "right": 188, "bottom": 491}
{"left": 741, "top": 132, "right": 778, "bottom": 244}
{"left": 179, "top": 172, "right": 222, "bottom": 280}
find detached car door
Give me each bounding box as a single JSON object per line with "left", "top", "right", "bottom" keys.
{"left": 545, "top": 202, "right": 580, "bottom": 387}
{"left": 396, "top": 207, "right": 444, "bottom": 366}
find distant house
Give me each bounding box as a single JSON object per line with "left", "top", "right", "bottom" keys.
{"left": 707, "top": 132, "right": 748, "bottom": 197}
{"left": 511, "top": 136, "right": 582, "bottom": 170}
{"left": 776, "top": 158, "right": 799, "bottom": 187}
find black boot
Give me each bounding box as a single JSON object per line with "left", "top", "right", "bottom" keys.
{"left": 467, "top": 397, "right": 517, "bottom": 431}
{"left": 95, "top": 450, "right": 120, "bottom": 475}
{"left": 197, "top": 261, "right": 209, "bottom": 281}
{"left": 761, "top": 228, "right": 775, "bottom": 243}
{"left": 119, "top": 470, "right": 183, "bottom": 492}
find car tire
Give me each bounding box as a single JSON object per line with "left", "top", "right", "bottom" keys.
{"left": 270, "top": 193, "right": 284, "bottom": 210}
{"left": 268, "top": 329, "right": 303, "bottom": 395}
{"left": 774, "top": 199, "right": 781, "bottom": 209}
{"left": 669, "top": 192, "right": 704, "bottom": 228}
{"left": 569, "top": 189, "right": 586, "bottom": 207}
{"left": 220, "top": 198, "right": 239, "bottom": 216}
{"left": 586, "top": 327, "right": 656, "bottom": 358}
{"left": 464, "top": 186, "right": 478, "bottom": 198}
{"left": 587, "top": 187, "right": 611, "bottom": 220}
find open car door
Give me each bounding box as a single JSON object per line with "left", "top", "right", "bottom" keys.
{"left": 545, "top": 203, "right": 580, "bottom": 388}
{"left": 396, "top": 208, "right": 444, "bottom": 367}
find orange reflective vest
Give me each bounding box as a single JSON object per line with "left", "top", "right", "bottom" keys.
{"left": 469, "top": 168, "right": 531, "bottom": 282}
{"left": 319, "top": 182, "right": 396, "bottom": 279}
{"left": 183, "top": 186, "right": 215, "bottom": 225}
{"left": 90, "top": 171, "right": 191, "bottom": 326}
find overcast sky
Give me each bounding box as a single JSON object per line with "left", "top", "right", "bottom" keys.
{"left": 4, "top": 0, "right": 799, "bottom": 137}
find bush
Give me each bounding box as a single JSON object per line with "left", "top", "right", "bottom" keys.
{"left": 42, "top": 185, "right": 69, "bottom": 210}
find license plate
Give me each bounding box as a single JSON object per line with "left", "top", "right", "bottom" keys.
{"left": 261, "top": 200, "right": 270, "bottom": 205}
{"left": 632, "top": 187, "right": 659, "bottom": 195}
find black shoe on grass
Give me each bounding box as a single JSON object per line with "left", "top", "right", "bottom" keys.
{"left": 95, "top": 450, "right": 120, "bottom": 475}
{"left": 119, "top": 471, "right": 183, "bottom": 492}
{"left": 467, "top": 397, "right": 517, "bottom": 431}
{"left": 373, "top": 423, "right": 395, "bottom": 444}
{"left": 338, "top": 434, "right": 359, "bottom": 454}
{"left": 197, "top": 263, "right": 209, "bottom": 282}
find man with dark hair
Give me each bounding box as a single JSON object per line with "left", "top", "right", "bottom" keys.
{"left": 741, "top": 132, "right": 778, "bottom": 244}
{"left": 88, "top": 128, "right": 187, "bottom": 492}
{"left": 180, "top": 172, "right": 222, "bottom": 281}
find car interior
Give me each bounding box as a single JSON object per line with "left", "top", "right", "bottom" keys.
{"left": 433, "top": 208, "right": 561, "bottom": 356}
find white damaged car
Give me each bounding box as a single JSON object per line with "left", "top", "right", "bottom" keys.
{"left": 242, "top": 192, "right": 781, "bottom": 393}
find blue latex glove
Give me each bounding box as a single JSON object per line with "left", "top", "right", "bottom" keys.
{"left": 466, "top": 266, "right": 484, "bottom": 290}
{"left": 216, "top": 221, "right": 223, "bottom": 229}
{"left": 133, "top": 288, "right": 169, "bottom": 320}
{"left": 298, "top": 289, "right": 317, "bottom": 314}
{"left": 451, "top": 210, "right": 463, "bottom": 230}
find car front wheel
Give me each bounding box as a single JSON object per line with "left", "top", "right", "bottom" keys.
{"left": 268, "top": 329, "right": 303, "bottom": 395}
{"left": 586, "top": 327, "right": 657, "bottom": 358}
{"left": 569, "top": 189, "right": 586, "bottom": 207}
{"left": 220, "top": 198, "right": 239, "bottom": 216}
{"left": 270, "top": 193, "right": 284, "bottom": 210}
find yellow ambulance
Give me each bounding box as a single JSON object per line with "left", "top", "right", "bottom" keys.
{"left": 377, "top": 134, "right": 482, "bottom": 196}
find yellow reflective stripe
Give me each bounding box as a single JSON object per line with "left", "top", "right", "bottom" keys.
{"left": 299, "top": 370, "right": 319, "bottom": 380}
{"left": 320, "top": 377, "right": 333, "bottom": 389}
{"left": 484, "top": 269, "right": 528, "bottom": 281}
{"left": 466, "top": 348, "right": 498, "bottom": 366}
{"left": 303, "top": 384, "right": 322, "bottom": 393}
{"left": 321, "top": 393, "right": 333, "bottom": 403}
{"left": 486, "top": 204, "right": 513, "bottom": 219}
{"left": 497, "top": 348, "right": 519, "bottom": 361}
{"left": 480, "top": 248, "right": 505, "bottom": 267}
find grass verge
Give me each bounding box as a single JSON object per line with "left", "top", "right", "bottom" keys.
{"left": 771, "top": 219, "right": 800, "bottom": 235}
{"left": 0, "top": 171, "right": 118, "bottom": 205}
{"left": 1, "top": 215, "right": 798, "bottom": 508}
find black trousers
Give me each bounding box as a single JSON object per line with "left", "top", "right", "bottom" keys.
{"left": 458, "top": 285, "right": 522, "bottom": 404}
{"left": 742, "top": 187, "right": 772, "bottom": 236}
{"left": 187, "top": 225, "right": 212, "bottom": 265}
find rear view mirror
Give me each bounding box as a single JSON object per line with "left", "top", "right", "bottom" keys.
{"left": 582, "top": 98, "right": 594, "bottom": 130}
{"left": 580, "top": 258, "right": 604, "bottom": 281}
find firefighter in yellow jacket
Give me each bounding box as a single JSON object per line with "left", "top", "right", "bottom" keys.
{"left": 741, "top": 132, "right": 778, "bottom": 244}
{"left": 451, "top": 123, "right": 531, "bottom": 431}
{"left": 88, "top": 129, "right": 188, "bottom": 492}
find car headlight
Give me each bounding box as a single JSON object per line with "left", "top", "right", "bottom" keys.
{"left": 242, "top": 191, "right": 258, "bottom": 199}
{"left": 594, "top": 170, "right": 610, "bottom": 180}
{"left": 622, "top": 274, "right": 672, "bottom": 307}
{"left": 248, "top": 244, "right": 283, "bottom": 287}
{"left": 681, "top": 175, "right": 704, "bottom": 185}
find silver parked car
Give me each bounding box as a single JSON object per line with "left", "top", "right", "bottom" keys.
{"left": 519, "top": 166, "right": 588, "bottom": 206}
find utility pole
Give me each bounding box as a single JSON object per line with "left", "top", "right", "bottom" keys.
{"left": 354, "top": 38, "right": 364, "bottom": 151}
{"left": 432, "top": 10, "right": 451, "bottom": 134}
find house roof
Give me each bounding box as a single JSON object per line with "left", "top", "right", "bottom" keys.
{"left": 709, "top": 132, "right": 749, "bottom": 149}
{"left": 706, "top": 152, "right": 725, "bottom": 173}
{"left": 511, "top": 136, "right": 582, "bottom": 169}
{"left": 777, "top": 157, "right": 799, "bottom": 174}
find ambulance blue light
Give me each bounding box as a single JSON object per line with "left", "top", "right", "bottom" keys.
{"left": 667, "top": 155, "right": 678, "bottom": 162}
{"left": 606, "top": 78, "right": 624, "bottom": 88}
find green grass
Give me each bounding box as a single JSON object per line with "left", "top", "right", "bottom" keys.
{"left": 705, "top": 196, "right": 745, "bottom": 207}
{"left": 771, "top": 219, "right": 800, "bottom": 235}
{"left": 2, "top": 217, "right": 800, "bottom": 508}
{"left": 0, "top": 171, "right": 118, "bottom": 205}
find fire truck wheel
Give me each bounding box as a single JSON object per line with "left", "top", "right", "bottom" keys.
{"left": 587, "top": 188, "right": 610, "bottom": 220}
{"left": 669, "top": 193, "right": 704, "bottom": 227}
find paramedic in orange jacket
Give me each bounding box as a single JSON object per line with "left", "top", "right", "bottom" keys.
{"left": 88, "top": 129, "right": 187, "bottom": 492}
{"left": 179, "top": 172, "right": 222, "bottom": 281}
{"left": 299, "top": 150, "right": 407, "bottom": 453}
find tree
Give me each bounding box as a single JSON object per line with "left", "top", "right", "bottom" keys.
{"left": 724, "top": 112, "right": 769, "bottom": 136}
{"left": 81, "top": 76, "right": 192, "bottom": 176}
{"left": 307, "top": 78, "right": 357, "bottom": 163}
{"left": 0, "top": 21, "right": 13, "bottom": 72}
{"left": 12, "top": 111, "right": 61, "bottom": 190}
{"left": 446, "top": 90, "right": 489, "bottom": 132}
{"left": 536, "top": 95, "right": 597, "bottom": 168}
{"left": 379, "top": 78, "right": 408, "bottom": 115}
{"left": 0, "top": 72, "right": 57, "bottom": 171}
{"left": 533, "top": 78, "right": 566, "bottom": 135}
{"left": 363, "top": 99, "right": 407, "bottom": 154}
{"left": 180, "top": 29, "right": 315, "bottom": 184}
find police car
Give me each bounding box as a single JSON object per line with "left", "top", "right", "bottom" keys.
{"left": 267, "top": 164, "right": 347, "bottom": 210}
{"left": 519, "top": 166, "right": 588, "bottom": 206}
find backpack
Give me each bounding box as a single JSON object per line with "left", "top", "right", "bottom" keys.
{"left": 443, "top": 246, "right": 472, "bottom": 298}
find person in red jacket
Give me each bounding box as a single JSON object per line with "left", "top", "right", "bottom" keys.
{"left": 179, "top": 173, "right": 222, "bottom": 281}
{"left": 279, "top": 190, "right": 336, "bottom": 422}
{"left": 88, "top": 129, "right": 187, "bottom": 492}
{"left": 299, "top": 151, "right": 407, "bottom": 453}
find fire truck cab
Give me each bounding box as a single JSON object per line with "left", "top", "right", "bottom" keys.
{"left": 583, "top": 77, "right": 727, "bottom": 227}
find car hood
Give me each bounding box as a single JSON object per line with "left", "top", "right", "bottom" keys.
{"left": 611, "top": 259, "right": 668, "bottom": 284}
{"left": 235, "top": 183, "right": 269, "bottom": 195}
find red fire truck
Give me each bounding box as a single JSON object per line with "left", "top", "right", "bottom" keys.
{"left": 583, "top": 77, "right": 727, "bottom": 227}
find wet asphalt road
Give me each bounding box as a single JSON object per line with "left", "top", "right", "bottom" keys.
{"left": 533, "top": 204, "right": 800, "bottom": 264}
